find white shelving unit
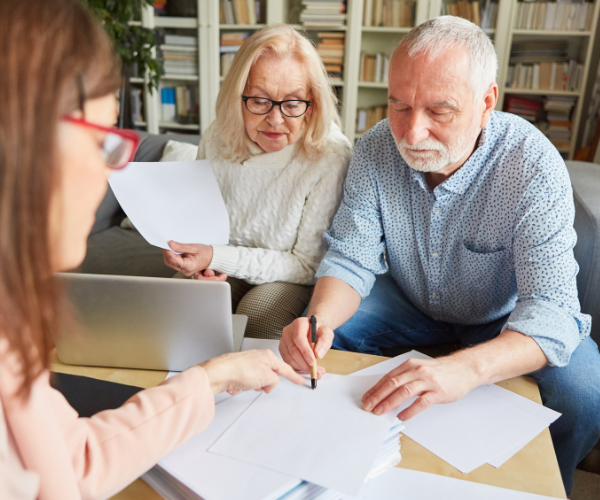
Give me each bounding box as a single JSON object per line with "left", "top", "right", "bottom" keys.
{"left": 497, "top": 0, "right": 600, "bottom": 158}
{"left": 130, "top": 0, "right": 600, "bottom": 159}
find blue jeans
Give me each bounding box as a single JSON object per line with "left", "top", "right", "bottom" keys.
{"left": 333, "top": 273, "right": 600, "bottom": 494}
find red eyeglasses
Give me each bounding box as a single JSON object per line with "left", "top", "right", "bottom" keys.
{"left": 62, "top": 116, "right": 140, "bottom": 170}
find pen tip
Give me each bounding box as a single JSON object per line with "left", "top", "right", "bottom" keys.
{"left": 311, "top": 379, "right": 317, "bottom": 390}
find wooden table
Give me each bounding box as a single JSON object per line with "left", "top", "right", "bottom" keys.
{"left": 50, "top": 349, "right": 567, "bottom": 499}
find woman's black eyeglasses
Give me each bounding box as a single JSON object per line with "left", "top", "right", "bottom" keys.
{"left": 242, "top": 96, "right": 312, "bottom": 118}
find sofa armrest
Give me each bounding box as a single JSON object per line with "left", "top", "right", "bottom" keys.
{"left": 566, "top": 161, "right": 600, "bottom": 344}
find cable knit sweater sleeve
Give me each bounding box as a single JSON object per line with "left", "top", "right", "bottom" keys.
{"left": 198, "top": 124, "right": 352, "bottom": 286}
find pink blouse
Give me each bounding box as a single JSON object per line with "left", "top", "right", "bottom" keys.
{"left": 0, "top": 338, "right": 215, "bottom": 500}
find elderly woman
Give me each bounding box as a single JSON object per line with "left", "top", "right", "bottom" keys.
{"left": 163, "top": 25, "right": 352, "bottom": 339}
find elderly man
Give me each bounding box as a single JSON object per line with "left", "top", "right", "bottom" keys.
{"left": 280, "top": 16, "right": 600, "bottom": 493}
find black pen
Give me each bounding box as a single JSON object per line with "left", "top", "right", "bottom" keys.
{"left": 310, "top": 315, "right": 318, "bottom": 390}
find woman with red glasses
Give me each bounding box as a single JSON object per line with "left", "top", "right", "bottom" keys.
{"left": 0, "top": 1, "right": 303, "bottom": 499}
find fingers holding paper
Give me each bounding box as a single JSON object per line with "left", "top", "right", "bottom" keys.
{"left": 280, "top": 317, "right": 329, "bottom": 378}
{"left": 362, "top": 357, "right": 478, "bottom": 421}
{"left": 200, "top": 349, "right": 305, "bottom": 396}
{"left": 163, "top": 240, "right": 213, "bottom": 276}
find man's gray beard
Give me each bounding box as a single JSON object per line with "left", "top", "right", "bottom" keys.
{"left": 395, "top": 120, "right": 481, "bottom": 173}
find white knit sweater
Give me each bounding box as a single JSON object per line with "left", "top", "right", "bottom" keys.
{"left": 200, "top": 122, "right": 352, "bottom": 285}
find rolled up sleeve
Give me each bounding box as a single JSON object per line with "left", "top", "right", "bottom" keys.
{"left": 315, "top": 137, "right": 388, "bottom": 298}
{"left": 504, "top": 168, "right": 591, "bottom": 367}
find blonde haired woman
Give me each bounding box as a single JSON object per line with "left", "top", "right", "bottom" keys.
{"left": 164, "top": 25, "right": 353, "bottom": 339}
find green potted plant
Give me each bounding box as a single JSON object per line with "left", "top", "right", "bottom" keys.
{"left": 82, "top": 0, "right": 163, "bottom": 127}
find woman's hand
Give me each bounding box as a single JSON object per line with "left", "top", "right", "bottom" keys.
{"left": 193, "top": 269, "right": 228, "bottom": 281}
{"left": 200, "top": 349, "right": 305, "bottom": 395}
{"left": 163, "top": 241, "right": 213, "bottom": 277}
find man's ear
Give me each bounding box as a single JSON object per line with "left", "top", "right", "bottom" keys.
{"left": 480, "top": 82, "right": 498, "bottom": 129}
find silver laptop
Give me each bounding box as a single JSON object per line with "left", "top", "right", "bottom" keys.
{"left": 56, "top": 273, "right": 247, "bottom": 371}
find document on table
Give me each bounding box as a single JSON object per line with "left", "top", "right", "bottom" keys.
{"left": 108, "top": 160, "right": 229, "bottom": 250}
{"left": 346, "top": 467, "right": 562, "bottom": 499}
{"left": 208, "top": 373, "right": 400, "bottom": 496}
{"left": 156, "top": 390, "right": 301, "bottom": 500}
{"left": 351, "top": 350, "right": 561, "bottom": 472}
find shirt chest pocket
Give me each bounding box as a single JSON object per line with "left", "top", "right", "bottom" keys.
{"left": 455, "top": 242, "right": 514, "bottom": 294}
{"left": 453, "top": 242, "right": 515, "bottom": 318}
{"left": 457, "top": 243, "right": 510, "bottom": 288}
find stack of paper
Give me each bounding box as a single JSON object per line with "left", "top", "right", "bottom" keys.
{"left": 146, "top": 341, "right": 560, "bottom": 500}
{"left": 143, "top": 376, "right": 404, "bottom": 500}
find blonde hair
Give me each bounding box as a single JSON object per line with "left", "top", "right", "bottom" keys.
{"left": 215, "top": 24, "right": 340, "bottom": 163}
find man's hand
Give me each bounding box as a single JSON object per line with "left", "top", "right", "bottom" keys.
{"left": 362, "top": 356, "right": 480, "bottom": 421}
{"left": 163, "top": 241, "right": 213, "bottom": 277}
{"left": 279, "top": 317, "right": 330, "bottom": 378}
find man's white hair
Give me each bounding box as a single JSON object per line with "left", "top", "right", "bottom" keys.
{"left": 398, "top": 16, "right": 497, "bottom": 100}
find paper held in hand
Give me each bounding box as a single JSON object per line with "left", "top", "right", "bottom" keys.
{"left": 108, "top": 160, "right": 229, "bottom": 250}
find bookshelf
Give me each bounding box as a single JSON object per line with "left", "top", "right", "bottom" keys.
{"left": 129, "top": 0, "right": 600, "bottom": 160}
{"left": 497, "top": 0, "right": 600, "bottom": 158}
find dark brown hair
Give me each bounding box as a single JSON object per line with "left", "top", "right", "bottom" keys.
{"left": 0, "top": 0, "right": 122, "bottom": 397}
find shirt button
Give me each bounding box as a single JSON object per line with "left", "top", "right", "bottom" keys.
{"left": 431, "top": 292, "right": 437, "bottom": 297}
{"left": 434, "top": 210, "right": 441, "bottom": 216}
{"left": 432, "top": 252, "right": 439, "bottom": 258}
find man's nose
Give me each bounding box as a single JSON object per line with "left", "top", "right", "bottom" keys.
{"left": 404, "top": 111, "right": 430, "bottom": 145}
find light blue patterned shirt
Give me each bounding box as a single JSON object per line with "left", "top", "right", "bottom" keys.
{"left": 316, "top": 111, "right": 590, "bottom": 367}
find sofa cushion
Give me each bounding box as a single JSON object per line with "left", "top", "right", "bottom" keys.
{"left": 134, "top": 131, "right": 200, "bottom": 163}
{"left": 81, "top": 226, "right": 175, "bottom": 278}
{"left": 159, "top": 139, "right": 199, "bottom": 162}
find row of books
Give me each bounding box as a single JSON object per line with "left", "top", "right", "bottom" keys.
{"left": 359, "top": 52, "right": 390, "bottom": 83}
{"left": 220, "top": 32, "right": 249, "bottom": 77}
{"left": 159, "top": 34, "right": 198, "bottom": 76}
{"left": 506, "top": 60, "right": 584, "bottom": 92}
{"left": 541, "top": 96, "right": 576, "bottom": 150}
{"left": 356, "top": 105, "right": 389, "bottom": 133}
{"left": 504, "top": 95, "right": 575, "bottom": 151}
{"left": 153, "top": 0, "right": 167, "bottom": 16}
{"left": 318, "top": 32, "right": 345, "bottom": 80}
{"left": 514, "top": 0, "right": 594, "bottom": 31}
{"left": 160, "top": 86, "right": 199, "bottom": 124}
{"left": 219, "top": 0, "right": 266, "bottom": 24}
{"left": 301, "top": 0, "right": 347, "bottom": 29}
{"left": 441, "top": 0, "right": 498, "bottom": 29}
{"left": 362, "top": 0, "right": 415, "bottom": 27}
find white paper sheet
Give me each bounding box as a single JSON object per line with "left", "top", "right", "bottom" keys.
{"left": 109, "top": 160, "right": 229, "bottom": 250}
{"left": 345, "top": 467, "right": 561, "bottom": 499}
{"left": 350, "top": 351, "right": 555, "bottom": 473}
{"left": 209, "top": 374, "right": 400, "bottom": 496}
{"left": 482, "top": 384, "right": 561, "bottom": 467}
{"left": 158, "top": 390, "right": 301, "bottom": 500}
